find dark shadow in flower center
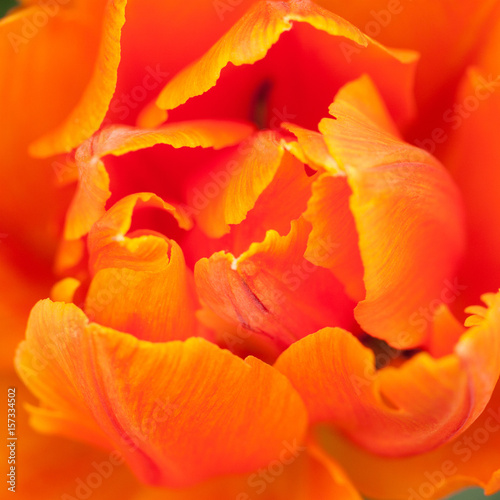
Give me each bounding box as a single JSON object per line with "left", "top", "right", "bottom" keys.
{"left": 251, "top": 79, "right": 273, "bottom": 130}
{"left": 360, "top": 334, "right": 421, "bottom": 371}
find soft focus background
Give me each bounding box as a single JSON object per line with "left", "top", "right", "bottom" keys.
{"left": 0, "top": 0, "right": 14, "bottom": 17}
{"left": 1, "top": 0, "right": 499, "bottom": 499}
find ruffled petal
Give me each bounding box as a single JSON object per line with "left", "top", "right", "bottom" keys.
{"left": 66, "top": 121, "right": 253, "bottom": 240}
{"left": 275, "top": 291, "right": 500, "bottom": 456}
{"left": 111, "top": 0, "right": 257, "bottom": 128}
{"left": 152, "top": 0, "right": 417, "bottom": 127}
{"left": 191, "top": 130, "right": 284, "bottom": 238}
{"left": 318, "top": 381, "right": 500, "bottom": 500}
{"left": 195, "top": 218, "right": 355, "bottom": 357}
{"left": 16, "top": 299, "right": 308, "bottom": 487}
{"left": 304, "top": 170, "right": 364, "bottom": 301}
{"left": 319, "top": 75, "right": 465, "bottom": 348}
{"left": 84, "top": 193, "right": 199, "bottom": 342}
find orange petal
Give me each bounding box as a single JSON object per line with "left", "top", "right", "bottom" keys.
{"left": 224, "top": 142, "right": 317, "bottom": 256}
{"left": 4, "top": 371, "right": 143, "bottom": 500}
{"left": 87, "top": 192, "right": 191, "bottom": 272}
{"left": 316, "top": 0, "right": 499, "bottom": 136}
{"left": 0, "top": 252, "right": 52, "bottom": 371}
{"left": 441, "top": 64, "right": 500, "bottom": 311}
{"left": 191, "top": 130, "right": 316, "bottom": 250}
{"left": 425, "top": 303, "right": 466, "bottom": 358}
{"left": 195, "top": 218, "right": 355, "bottom": 357}
{"left": 16, "top": 299, "right": 308, "bottom": 487}
{"left": 50, "top": 277, "right": 81, "bottom": 303}
{"left": 282, "top": 126, "right": 363, "bottom": 300}
{"left": 84, "top": 193, "right": 199, "bottom": 342}
{"left": 14, "top": 358, "right": 361, "bottom": 500}
{"left": 191, "top": 130, "right": 285, "bottom": 238}
{"left": 134, "top": 443, "right": 362, "bottom": 500}
{"left": 113, "top": 0, "right": 257, "bottom": 128}
{"left": 153, "top": 0, "right": 417, "bottom": 127}
{"left": 275, "top": 291, "right": 500, "bottom": 456}
{"left": 29, "top": 0, "right": 127, "bottom": 156}
{"left": 319, "top": 75, "right": 465, "bottom": 348}
{"left": 304, "top": 170, "right": 365, "bottom": 301}
{"left": 66, "top": 120, "right": 253, "bottom": 240}
{"left": 0, "top": 3, "right": 105, "bottom": 260}
{"left": 318, "top": 380, "right": 500, "bottom": 500}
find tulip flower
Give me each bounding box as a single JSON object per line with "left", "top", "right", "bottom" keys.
{"left": 2, "top": 0, "right": 500, "bottom": 499}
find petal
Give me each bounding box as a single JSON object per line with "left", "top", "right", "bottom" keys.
{"left": 319, "top": 75, "right": 465, "bottom": 348}
{"left": 66, "top": 120, "right": 253, "bottom": 240}
{"left": 16, "top": 299, "right": 308, "bottom": 487}
{"left": 440, "top": 64, "right": 500, "bottom": 310}
{"left": 29, "top": 0, "right": 127, "bottom": 156}
{"left": 50, "top": 277, "right": 81, "bottom": 303}
{"left": 111, "top": 0, "right": 257, "bottom": 128}
{"left": 223, "top": 142, "right": 317, "bottom": 256}
{"left": 425, "top": 303, "right": 466, "bottom": 358}
{"left": 0, "top": 3, "right": 100, "bottom": 259}
{"left": 84, "top": 193, "right": 199, "bottom": 342}
{"left": 5, "top": 371, "right": 143, "bottom": 500}
{"left": 191, "top": 130, "right": 285, "bottom": 238}
{"left": 318, "top": 381, "right": 500, "bottom": 500}
{"left": 275, "top": 291, "right": 500, "bottom": 456}
{"left": 152, "top": 0, "right": 417, "bottom": 127}
{"left": 195, "top": 218, "right": 355, "bottom": 357}
{"left": 305, "top": 171, "right": 365, "bottom": 301}
{"left": 0, "top": 253, "right": 51, "bottom": 370}
{"left": 316, "top": 0, "right": 499, "bottom": 136}
{"left": 191, "top": 130, "right": 315, "bottom": 250}
{"left": 281, "top": 125, "right": 364, "bottom": 300}
{"left": 133, "top": 443, "right": 362, "bottom": 500}
{"left": 87, "top": 192, "right": 191, "bottom": 272}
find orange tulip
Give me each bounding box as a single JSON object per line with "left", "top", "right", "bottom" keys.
{"left": 3, "top": 0, "right": 500, "bottom": 499}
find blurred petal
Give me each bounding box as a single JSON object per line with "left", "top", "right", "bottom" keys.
{"left": 0, "top": 253, "right": 51, "bottom": 370}
{"left": 16, "top": 299, "right": 308, "bottom": 487}
{"left": 50, "top": 277, "right": 81, "bottom": 303}
{"left": 30, "top": 0, "right": 127, "bottom": 156}
{"left": 134, "top": 443, "right": 362, "bottom": 500}
{"left": 275, "top": 291, "right": 500, "bottom": 456}
{"left": 0, "top": 2, "right": 107, "bottom": 261}
{"left": 5, "top": 371, "right": 143, "bottom": 500}
{"left": 316, "top": 0, "right": 499, "bottom": 137}
{"left": 440, "top": 10, "right": 500, "bottom": 310}
{"left": 425, "top": 304, "right": 466, "bottom": 358}
{"left": 318, "top": 381, "right": 500, "bottom": 500}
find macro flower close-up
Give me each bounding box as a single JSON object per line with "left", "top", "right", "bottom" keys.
{"left": 1, "top": 0, "right": 500, "bottom": 499}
